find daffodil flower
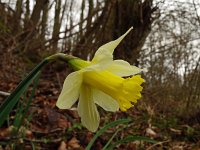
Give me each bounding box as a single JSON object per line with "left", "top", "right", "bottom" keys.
{"left": 56, "top": 27, "right": 146, "bottom": 132}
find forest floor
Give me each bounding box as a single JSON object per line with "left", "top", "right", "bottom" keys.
{"left": 0, "top": 55, "right": 200, "bottom": 150}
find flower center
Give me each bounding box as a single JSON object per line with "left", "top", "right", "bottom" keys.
{"left": 83, "top": 70, "right": 144, "bottom": 111}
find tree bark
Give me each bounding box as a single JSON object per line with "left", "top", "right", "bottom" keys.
{"left": 13, "top": 0, "right": 23, "bottom": 34}
{"left": 52, "top": 0, "right": 61, "bottom": 52}
{"left": 74, "top": 0, "right": 157, "bottom": 65}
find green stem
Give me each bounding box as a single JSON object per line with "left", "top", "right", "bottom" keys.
{"left": 46, "top": 53, "right": 76, "bottom": 63}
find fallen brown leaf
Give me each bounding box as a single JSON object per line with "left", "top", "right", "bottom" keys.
{"left": 58, "top": 141, "right": 67, "bottom": 150}
{"left": 67, "top": 137, "right": 81, "bottom": 149}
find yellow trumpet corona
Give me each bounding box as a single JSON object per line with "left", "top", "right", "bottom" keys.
{"left": 83, "top": 70, "right": 144, "bottom": 111}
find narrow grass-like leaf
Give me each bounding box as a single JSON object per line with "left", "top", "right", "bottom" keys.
{"left": 30, "top": 141, "right": 36, "bottom": 150}
{"left": 107, "top": 135, "right": 157, "bottom": 150}
{"left": 0, "top": 60, "right": 48, "bottom": 127}
{"left": 0, "top": 53, "right": 75, "bottom": 128}
{"left": 86, "top": 118, "right": 131, "bottom": 150}
{"left": 12, "top": 72, "right": 40, "bottom": 135}
{"left": 102, "top": 126, "right": 125, "bottom": 150}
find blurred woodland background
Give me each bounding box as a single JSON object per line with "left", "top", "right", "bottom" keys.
{"left": 0, "top": 0, "right": 200, "bottom": 149}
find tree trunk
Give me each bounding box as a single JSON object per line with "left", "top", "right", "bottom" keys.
{"left": 13, "top": 0, "right": 23, "bottom": 34}
{"left": 74, "top": 0, "right": 157, "bottom": 65}
{"left": 41, "top": 0, "right": 49, "bottom": 41}
{"left": 52, "top": 0, "right": 61, "bottom": 52}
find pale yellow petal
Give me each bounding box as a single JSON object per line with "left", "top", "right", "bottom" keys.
{"left": 93, "top": 89, "right": 119, "bottom": 112}
{"left": 78, "top": 84, "right": 100, "bottom": 132}
{"left": 56, "top": 71, "right": 82, "bottom": 109}
{"left": 106, "top": 60, "right": 146, "bottom": 76}
{"left": 84, "top": 59, "right": 112, "bottom": 71}
{"left": 92, "top": 27, "right": 133, "bottom": 63}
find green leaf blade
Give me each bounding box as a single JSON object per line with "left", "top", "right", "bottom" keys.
{"left": 0, "top": 60, "right": 48, "bottom": 127}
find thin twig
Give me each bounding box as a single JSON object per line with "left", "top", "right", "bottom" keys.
{"left": 146, "top": 140, "right": 171, "bottom": 150}
{"left": 0, "top": 91, "right": 10, "bottom": 96}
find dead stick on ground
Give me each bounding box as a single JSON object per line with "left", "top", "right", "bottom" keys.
{"left": 146, "top": 140, "right": 171, "bottom": 150}
{"left": 0, "top": 91, "right": 10, "bottom": 97}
